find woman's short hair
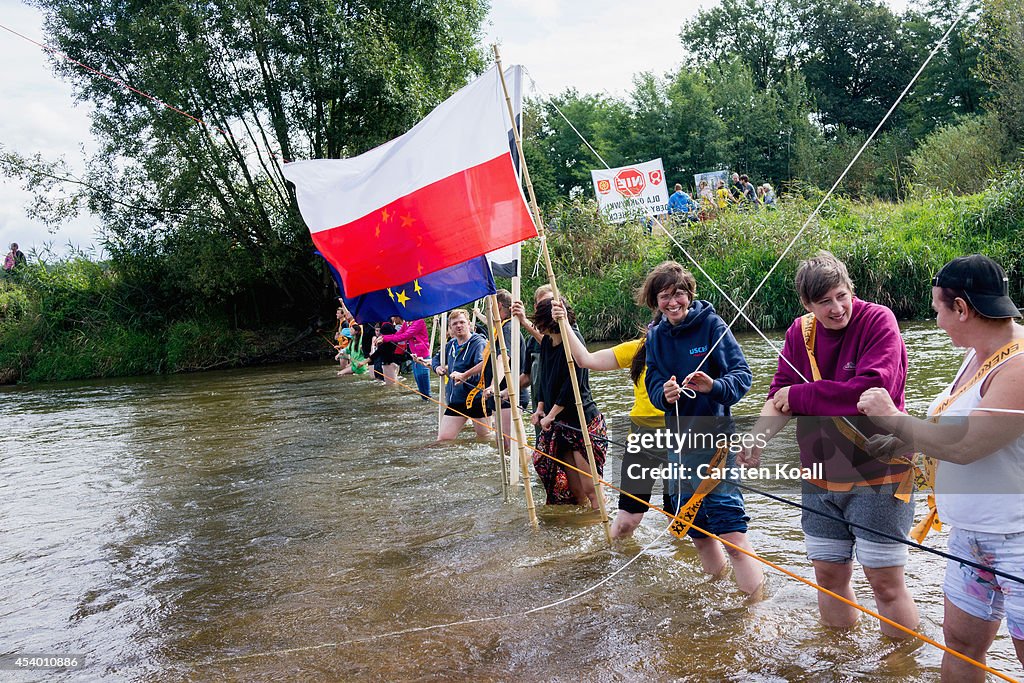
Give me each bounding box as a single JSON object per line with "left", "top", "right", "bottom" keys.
{"left": 795, "top": 250, "right": 855, "bottom": 305}
{"left": 637, "top": 261, "right": 697, "bottom": 310}
{"left": 532, "top": 297, "right": 574, "bottom": 332}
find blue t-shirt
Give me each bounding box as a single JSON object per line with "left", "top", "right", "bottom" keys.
{"left": 432, "top": 333, "right": 487, "bottom": 405}
{"left": 667, "top": 190, "right": 695, "bottom": 214}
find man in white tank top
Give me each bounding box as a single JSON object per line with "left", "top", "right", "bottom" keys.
{"left": 858, "top": 254, "right": 1024, "bottom": 682}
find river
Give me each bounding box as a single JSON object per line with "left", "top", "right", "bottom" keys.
{"left": 1, "top": 320, "right": 1020, "bottom": 681}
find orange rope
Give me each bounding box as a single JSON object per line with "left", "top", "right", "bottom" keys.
{"left": 364, "top": 367, "right": 1020, "bottom": 682}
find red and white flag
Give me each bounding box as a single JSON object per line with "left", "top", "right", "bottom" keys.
{"left": 284, "top": 65, "right": 537, "bottom": 297}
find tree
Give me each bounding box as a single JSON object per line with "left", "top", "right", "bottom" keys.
{"left": 903, "top": 0, "right": 987, "bottom": 139}
{"left": 908, "top": 113, "right": 1009, "bottom": 196}
{"left": 16, "top": 0, "right": 488, "bottom": 323}
{"left": 973, "top": 0, "right": 1024, "bottom": 148}
{"left": 799, "top": 0, "right": 916, "bottom": 133}
{"left": 521, "top": 90, "right": 629, "bottom": 202}
{"left": 680, "top": 0, "right": 803, "bottom": 90}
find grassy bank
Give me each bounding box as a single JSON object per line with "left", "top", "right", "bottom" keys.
{"left": 520, "top": 168, "right": 1024, "bottom": 340}
{"left": 2, "top": 169, "right": 1022, "bottom": 384}
{"left": 0, "top": 258, "right": 321, "bottom": 384}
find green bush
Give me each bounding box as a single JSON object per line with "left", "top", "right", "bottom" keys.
{"left": 908, "top": 114, "right": 1011, "bottom": 197}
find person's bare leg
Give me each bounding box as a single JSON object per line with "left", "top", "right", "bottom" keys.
{"left": 863, "top": 565, "right": 918, "bottom": 638}
{"left": 721, "top": 531, "right": 764, "bottom": 595}
{"left": 437, "top": 416, "right": 468, "bottom": 441}
{"left": 472, "top": 416, "right": 492, "bottom": 440}
{"left": 941, "top": 597, "right": 1000, "bottom": 682}
{"left": 812, "top": 560, "right": 859, "bottom": 628}
{"left": 572, "top": 450, "right": 598, "bottom": 509}
{"left": 692, "top": 536, "right": 728, "bottom": 577}
{"left": 501, "top": 407, "right": 513, "bottom": 451}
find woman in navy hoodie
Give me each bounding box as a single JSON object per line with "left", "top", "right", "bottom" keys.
{"left": 643, "top": 261, "right": 763, "bottom": 595}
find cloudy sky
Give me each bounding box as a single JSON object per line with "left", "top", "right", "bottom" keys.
{"left": 0, "top": 0, "right": 909, "bottom": 257}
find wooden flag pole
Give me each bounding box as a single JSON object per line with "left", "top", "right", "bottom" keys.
{"left": 488, "top": 296, "right": 538, "bottom": 527}
{"left": 428, "top": 315, "right": 438, "bottom": 358}
{"left": 486, "top": 296, "right": 511, "bottom": 501}
{"left": 494, "top": 46, "right": 611, "bottom": 544}
{"left": 506, "top": 278, "right": 521, "bottom": 487}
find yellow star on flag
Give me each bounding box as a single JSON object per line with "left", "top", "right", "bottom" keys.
{"left": 413, "top": 280, "right": 422, "bottom": 296}
{"left": 400, "top": 214, "right": 416, "bottom": 228}
{"left": 417, "top": 262, "right": 424, "bottom": 275}
{"left": 375, "top": 223, "right": 381, "bottom": 238}
{"left": 387, "top": 288, "right": 395, "bottom": 300}
{"left": 396, "top": 290, "right": 410, "bottom": 307}
{"left": 381, "top": 208, "right": 392, "bottom": 223}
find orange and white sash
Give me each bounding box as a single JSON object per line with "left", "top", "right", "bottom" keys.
{"left": 912, "top": 338, "right": 1024, "bottom": 541}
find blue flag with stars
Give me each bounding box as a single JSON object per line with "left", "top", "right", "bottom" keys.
{"left": 317, "top": 252, "right": 496, "bottom": 324}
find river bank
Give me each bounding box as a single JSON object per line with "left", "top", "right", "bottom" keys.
{"left": 2, "top": 171, "right": 1022, "bottom": 385}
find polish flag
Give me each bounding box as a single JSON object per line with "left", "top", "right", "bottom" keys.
{"left": 283, "top": 65, "right": 537, "bottom": 297}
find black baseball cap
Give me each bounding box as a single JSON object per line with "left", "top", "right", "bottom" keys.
{"left": 932, "top": 254, "right": 1020, "bottom": 319}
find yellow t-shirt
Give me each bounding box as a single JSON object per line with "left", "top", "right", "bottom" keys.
{"left": 715, "top": 188, "right": 731, "bottom": 209}
{"left": 611, "top": 339, "right": 663, "bottom": 425}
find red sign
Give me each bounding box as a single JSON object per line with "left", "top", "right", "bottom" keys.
{"left": 614, "top": 168, "right": 645, "bottom": 197}
{"left": 596, "top": 179, "right": 612, "bottom": 194}
{"left": 649, "top": 169, "right": 663, "bottom": 185}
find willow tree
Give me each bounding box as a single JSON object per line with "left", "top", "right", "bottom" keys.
{"left": 21, "top": 0, "right": 488, "bottom": 322}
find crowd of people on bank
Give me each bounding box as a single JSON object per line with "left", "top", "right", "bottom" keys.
{"left": 666, "top": 171, "right": 776, "bottom": 223}
{"left": 332, "top": 251, "right": 1023, "bottom": 679}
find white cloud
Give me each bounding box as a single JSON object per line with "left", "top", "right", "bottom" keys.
{"left": 0, "top": 0, "right": 97, "bottom": 257}
{"left": 485, "top": 0, "right": 712, "bottom": 98}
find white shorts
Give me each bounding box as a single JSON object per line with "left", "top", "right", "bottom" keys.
{"left": 943, "top": 526, "right": 1024, "bottom": 640}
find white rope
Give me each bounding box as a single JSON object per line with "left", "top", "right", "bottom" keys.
{"left": 203, "top": 516, "right": 679, "bottom": 665}
{"left": 967, "top": 407, "right": 1024, "bottom": 415}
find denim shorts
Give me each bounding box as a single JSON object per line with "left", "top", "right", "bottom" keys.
{"left": 666, "top": 452, "right": 749, "bottom": 541}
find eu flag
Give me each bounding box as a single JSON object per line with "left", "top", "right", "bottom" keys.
{"left": 317, "top": 252, "right": 496, "bottom": 324}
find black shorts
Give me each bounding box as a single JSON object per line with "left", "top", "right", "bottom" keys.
{"left": 617, "top": 437, "right": 671, "bottom": 515}
{"left": 444, "top": 395, "right": 487, "bottom": 419}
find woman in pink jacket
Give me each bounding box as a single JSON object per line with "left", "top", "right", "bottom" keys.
{"left": 381, "top": 317, "right": 431, "bottom": 399}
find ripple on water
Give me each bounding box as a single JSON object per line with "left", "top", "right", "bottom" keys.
{"left": 0, "top": 345, "right": 1019, "bottom": 680}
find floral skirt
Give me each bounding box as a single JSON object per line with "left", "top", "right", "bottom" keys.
{"left": 533, "top": 413, "right": 607, "bottom": 505}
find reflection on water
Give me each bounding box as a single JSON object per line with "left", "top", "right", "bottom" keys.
{"left": 0, "top": 321, "right": 1020, "bottom": 681}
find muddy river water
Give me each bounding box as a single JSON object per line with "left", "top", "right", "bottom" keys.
{"left": 1, "top": 321, "right": 1020, "bottom": 681}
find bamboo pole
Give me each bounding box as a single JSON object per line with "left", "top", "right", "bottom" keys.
{"left": 437, "top": 312, "right": 448, "bottom": 437}
{"left": 489, "top": 296, "right": 538, "bottom": 528}
{"left": 494, "top": 46, "right": 611, "bottom": 543}
{"left": 486, "top": 296, "right": 511, "bottom": 500}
